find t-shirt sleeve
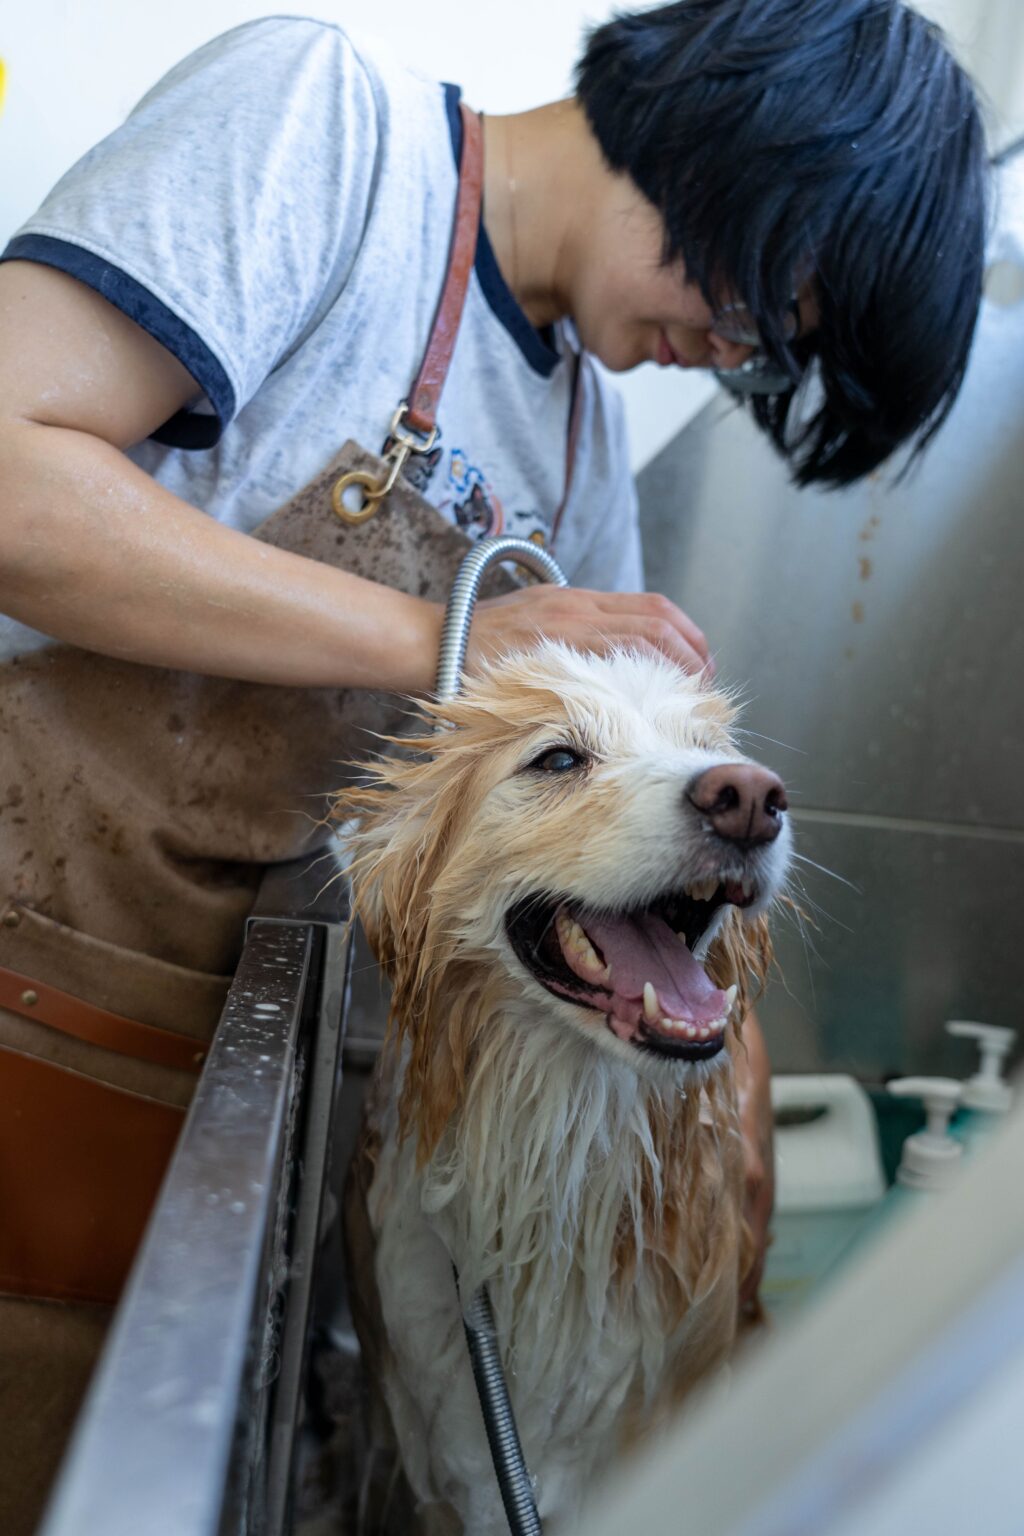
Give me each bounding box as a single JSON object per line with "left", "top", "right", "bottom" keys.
{"left": 0, "top": 18, "right": 380, "bottom": 447}
{"left": 563, "top": 368, "right": 645, "bottom": 593}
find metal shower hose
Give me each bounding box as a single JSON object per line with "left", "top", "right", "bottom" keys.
{"left": 435, "top": 536, "right": 568, "bottom": 1536}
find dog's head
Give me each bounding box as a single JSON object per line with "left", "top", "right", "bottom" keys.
{"left": 343, "top": 643, "right": 791, "bottom": 1157}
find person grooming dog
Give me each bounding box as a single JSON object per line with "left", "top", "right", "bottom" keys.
{"left": 0, "top": 3, "right": 986, "bottom": 1529}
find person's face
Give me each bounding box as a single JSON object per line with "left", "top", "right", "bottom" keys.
{"left": 567, "top": 174, "right": 810, "bottom": 374}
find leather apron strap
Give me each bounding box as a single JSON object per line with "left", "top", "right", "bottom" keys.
{"left": 405, "top": 102, "right": 486, "bottom": 436}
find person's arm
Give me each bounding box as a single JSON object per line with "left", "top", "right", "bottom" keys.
{"left": 734, "top": 1007, "right": 775, "bottom": 1308}
{"left": 0, "top": 265, "right": 711, "bottom": 689}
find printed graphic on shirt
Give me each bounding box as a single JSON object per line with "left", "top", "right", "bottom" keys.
{"left": 447, "top": 445, "right": 553, "bottom": 547}
{"left": 448, "top": 446, "right": 502, "bottom": 537}
{"left": 448, "top": 447, "right": 481, "bottom": 499}
{"left": 381, "top": 431, "right": 444, "bottom": 495}
{"left": 453, "top": 481, "right": 499, "bottom": 535}
{"left": 504, "top": 506, "right": 552, "bottom": 546}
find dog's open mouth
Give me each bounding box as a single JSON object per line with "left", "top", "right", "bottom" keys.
{"left": 506, "top": 881, "right": 756, "bottom": 1063}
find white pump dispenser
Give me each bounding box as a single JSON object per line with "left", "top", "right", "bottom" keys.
{"left": 946, "top": 1019, "right": 1017, "bottom": 1114}
{"left": 887, "top": 1077, "right": 964, "bottom": 1191}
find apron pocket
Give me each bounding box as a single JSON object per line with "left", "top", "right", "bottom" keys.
{"left": 0, "top": 905, "right": 232, "bottom": 1303}
{"left": 0, "top": 900, "right": 230, "bottom": 1104}
{"left": 0, "top": 1046, "right": 184, "bottom": 1304}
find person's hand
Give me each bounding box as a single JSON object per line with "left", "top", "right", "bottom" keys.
{"left": 467, "top": 583, "right": 712, "bottom": 677}
{"left": 734, "top": 1009, "right": 775, "bottom": 1309}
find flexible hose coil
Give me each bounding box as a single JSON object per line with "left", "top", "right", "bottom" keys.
{"left": 460, "top": 1282, "right": 543, "bottom": 1536}
{"left": 435, "top": 535, "right": 568, "bottom": 703}
{"left": 437, "top": 537, "right": 567, "bottom": 1536}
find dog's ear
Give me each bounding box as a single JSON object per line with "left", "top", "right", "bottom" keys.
{"left": 339, "top": 735, "right": 483, "bottom": 1161}
{"left": 343, "top": 753, "right": 457, "bottom": 977}
{"left": 705, "top": 909, "right": 774, "bottom": 1037}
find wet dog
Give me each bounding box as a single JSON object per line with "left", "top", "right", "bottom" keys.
{"left": 342, "top": 642, "right": 791, "bottom": 1533}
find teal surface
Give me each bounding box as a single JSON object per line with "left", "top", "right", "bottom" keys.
{"left": 865, "top": 1087, "right": 926, "bottom": 1185}
{"left": 763, "top": 1086, "right": 925, "bottom": 1324}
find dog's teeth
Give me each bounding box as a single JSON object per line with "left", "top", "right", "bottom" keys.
{"left": 643, "top": 982, "right": 660, "bottom": 1023}
{"left": 741, "top": 877, "right": 755, "bottom": 899}
{"left": 685, "top": 1023, "right": 698, "bottom": 1040}
{"left": 556, "top": 910, "right": 611, "bottom": 983}
{"left": 662, "top": 1016, "right": 694, "bottom": 1035}
{"left": 698, "top": 1025, "right": 711, "bottom": 1040}
{"left": 582, "top": 950, "right": 612, "bottom": 983}
{"left": 724, "top": 983, "right": 738, "bottom": 1014}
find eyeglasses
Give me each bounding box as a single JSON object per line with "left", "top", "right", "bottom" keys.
{"left": 712, "top": 353, "right": 795, "bottom": 396}
{"left": 711, "top": 297, "right": 801, "bottom": 349}
{"left": 709, "top": 295, "right": 804, "bottom": 395}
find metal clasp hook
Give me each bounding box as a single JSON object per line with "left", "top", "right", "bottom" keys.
{"left": 332, "top": 402, "right": 440, "bottom": 525}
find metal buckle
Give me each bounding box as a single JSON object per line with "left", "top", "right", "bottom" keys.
{"left": 332, "top": 402, "right": 440, "bottom": 525}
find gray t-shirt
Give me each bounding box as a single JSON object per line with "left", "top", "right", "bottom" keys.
{"left": 0, "top": 16, "right": 643, "bottom": 661}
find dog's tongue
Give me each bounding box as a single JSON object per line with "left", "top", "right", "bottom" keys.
{"left": 583, "top": 910, "right": 724, "bottom": 1025}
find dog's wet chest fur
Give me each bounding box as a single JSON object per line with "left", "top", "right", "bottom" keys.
{"left": 360, "top": 1019, "right": 744, "bottom": 1529}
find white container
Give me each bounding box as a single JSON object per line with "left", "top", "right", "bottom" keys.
{"left": 761, "top": 1074, "right": 886, "bottom": 1321}
{"left": 947, "top": 1018, "right": 1017, "bottom": 1115}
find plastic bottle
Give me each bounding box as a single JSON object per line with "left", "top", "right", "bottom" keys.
{"left": 846, "top": 1077, "right": 964, "bottom": 1257}
{"left": 946, "top": 1020, "right": 1017, "bottom": 1152}
{"left": 886, "top": 1077, "right": 964, "bottom": 1190}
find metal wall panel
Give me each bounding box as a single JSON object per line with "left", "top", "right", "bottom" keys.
{"left": 759, "top": 814, "right": 1024, "bottom": 1075}
{"left": 636, "top": 158, "right": 1024, "bottom": 1076}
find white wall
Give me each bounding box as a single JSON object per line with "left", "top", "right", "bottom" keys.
{"left": 917, "top": 0, "right": 1024, "bottom": 146}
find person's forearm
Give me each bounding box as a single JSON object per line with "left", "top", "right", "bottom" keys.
{"left": 0, "top": 419, "right": 443, "bottom": 692}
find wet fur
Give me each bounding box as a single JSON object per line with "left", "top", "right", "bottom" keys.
{"left": 339, "top": 644, "right": 787, "bottom": 1533}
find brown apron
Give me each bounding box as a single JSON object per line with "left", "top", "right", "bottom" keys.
{"left": 0, "top": 104, "right": 573, "bottom": 1312}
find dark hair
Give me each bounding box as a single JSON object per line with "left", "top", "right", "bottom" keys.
{"left": 576, "top": 0, "right": 989, "bottom": 487}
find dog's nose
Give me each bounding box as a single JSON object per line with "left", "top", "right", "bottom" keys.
{"left": 687, "top": 763, "right": 788, "bottom": 846}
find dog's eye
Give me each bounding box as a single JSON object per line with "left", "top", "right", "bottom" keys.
{"left": 529, "top": 746, "right": 587, "bottom": 774}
